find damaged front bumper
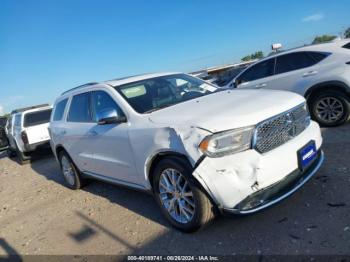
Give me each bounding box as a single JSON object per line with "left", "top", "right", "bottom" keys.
{"left": 192, "top": 121, "right": 323, "bottom": 214}
{"left": 223, "top": 150, "right": 324, "bottom": 214}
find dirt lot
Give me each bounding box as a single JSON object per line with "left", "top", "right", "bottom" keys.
{"left": 0, "top": 124, "right": 349, "bottom": 258}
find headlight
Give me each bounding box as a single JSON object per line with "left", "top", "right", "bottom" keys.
{"left": 303, "top": 103, "right": 311, "bottom": 126}
{"left": 199, "top": 126, "right": 254, "bottom": 157}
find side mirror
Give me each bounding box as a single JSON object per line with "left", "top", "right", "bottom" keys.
{"left": 97, "top": 108, "right": 126, "bottom": 125}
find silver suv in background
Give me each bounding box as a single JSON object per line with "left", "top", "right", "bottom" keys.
{"left": 233, "top": 39, "right": 350, "bottom": 126}
{"left": 7, "top": 104, "right": 52, "bottom": 164}
{"left": 50, "top": 72, "right": 323, "bottom": 232}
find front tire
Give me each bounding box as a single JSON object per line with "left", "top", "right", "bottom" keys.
{"left": 152, "top": 157, "right": 215, "bottom": 232}
{"left": 58, "top": 151, "right": 84, "bottom": 190}
{"left": 309, "top": 90, "right": 350, "bottom": 127}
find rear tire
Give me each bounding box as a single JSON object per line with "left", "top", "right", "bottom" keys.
{"left": 152, "top": 156, "right": 215, "bottom": 232}
{"left": 14, "top": 143, "right": 30, "bottom": 165}
{"left": 58, "top": 151, "right": 85, "bottom": 190}
{"left": 309, "top": 90, "right": 350, "bottom": 127}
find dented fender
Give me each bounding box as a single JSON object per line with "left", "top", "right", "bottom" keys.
{"left": 193, "top": 150, "right": 261, "bottom": 208}
{"left": 128, "top": 123, "right": 211, "bottom": 189}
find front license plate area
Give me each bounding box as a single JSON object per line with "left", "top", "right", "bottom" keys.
{"left": 298, "top": 140, "right": 317, "bottom": 170}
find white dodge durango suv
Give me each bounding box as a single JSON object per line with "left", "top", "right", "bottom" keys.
{"left": 50, "top": 72, "right": 324, "bottom": 232}
{"left": 233, "top": 40, "right": 350, "bottom": 127}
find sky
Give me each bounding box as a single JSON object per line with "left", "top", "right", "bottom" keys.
{"left": 0, "top": 0, "right": 349, "bottom": 114}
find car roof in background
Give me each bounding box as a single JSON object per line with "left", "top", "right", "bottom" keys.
{"left": 266, "top": 39, "right": 350, "bottom": 58}
{"left": 241, "top": 39, "right": 350, "bottom": 70}
{"left": 11, "top": 104, "right": 51, "bottom": 114}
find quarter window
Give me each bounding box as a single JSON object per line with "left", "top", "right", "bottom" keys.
{"left": 53, "top": 99, "right": 68, "bottom": 121}
{"left": 91, "top": 91, "right": 124, "bottom": 122}
{"left": 67, "top": 93, "right": 92, "bottom": 122}
{"left": 275, "top": 52, "right": 322, "bottom": 75}
{"left": 307, "top": 51, "right": 329, "bottom": 63}
{"left": 237, "top": 59, "right": 275, "bottom": 83}
{"left": 14, "top": 114, "right": 21, "bottom": 127}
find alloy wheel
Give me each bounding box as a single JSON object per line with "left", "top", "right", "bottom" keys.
{"left": 61, "top": 156, "right": 75, "bottom": 186}
{"left": 158, "top": 168, "right": 195, "bottom": 224}
{"left": 315, "top": 97, "right": 344, "bottom": 123}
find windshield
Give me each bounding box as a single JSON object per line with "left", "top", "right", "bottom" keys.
{"left": 115, "top": 74, "right": 219, "bottom": 113}
{"left": 212, "top": 67, "right": 246, "bottom": 87}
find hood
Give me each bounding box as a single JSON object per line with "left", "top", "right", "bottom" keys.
{"left": 148, "top": 89, "right": 305, "bottom": 133}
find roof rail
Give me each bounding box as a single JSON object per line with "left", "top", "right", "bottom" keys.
{"left": 11, "top": 103, "right": 50, "bottom": 114}
{"left": 61, "top": 82, "right": 99, "bottom": 95}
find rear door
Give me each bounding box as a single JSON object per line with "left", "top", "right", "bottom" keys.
{"left": 64, "top": 92, "right": 96, "bottom": 171}
{"left": 236, "top": 58, "right": 276, "bottom": 89}
{"left": 265, "top": 51, "right": 327, "bottom": 95}
{"left": 23, "top": 109, "right": 52, "bottom": 144}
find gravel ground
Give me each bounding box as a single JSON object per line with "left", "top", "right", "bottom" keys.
{"left": 0, "top": 124, "right": 349, "bottom": 258}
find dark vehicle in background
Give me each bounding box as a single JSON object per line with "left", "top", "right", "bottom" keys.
{"left": 0, "top": 117, "right": 9, "bottom": 150}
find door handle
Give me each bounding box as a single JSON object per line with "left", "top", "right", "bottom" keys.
{"left": 59, "top": 130, "right": 66, "bottom": 135}
{"left": 255, "top": 83, "right": 267, "bottom": 88}
{"left": 303, "top": 70, "right": 318, "bottom": 77}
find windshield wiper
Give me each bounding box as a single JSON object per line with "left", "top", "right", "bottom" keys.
{"left": 144, "top": 104, "right": 172, "bottom": 114}
{"left": 213, "top": 88, "right": 226, "bottom": 93}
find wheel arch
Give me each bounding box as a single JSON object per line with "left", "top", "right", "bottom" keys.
{"left": 305, "top": 81, "right": 350, "bottom": 101}
{"left": 146, "top": 151, "right": 193, "bottom": 190}
{"left": 146, "top": 151, "right": 219, "bottom": 209}
{"left": 55, "top": 144, "right": 66, "bottom": 157}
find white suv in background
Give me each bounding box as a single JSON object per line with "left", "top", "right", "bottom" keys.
{"left": 7, "top": 104, "right": 52, "bottom": 164}
{"left": 50, "top": 72, "right": 323, "bottom": 232}
{"left": 233, "top": 40, "right": 350, "bottom": 126}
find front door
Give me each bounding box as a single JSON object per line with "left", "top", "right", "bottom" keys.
{"left": 236, "top": 58, "right": 276, "bottom": 90}
{"left": 87, "top": 90, "right": 138, "bottom": 184}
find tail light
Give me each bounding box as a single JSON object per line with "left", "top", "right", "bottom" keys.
{"left": 21, "top": 131, "right": 29, "bottom": 145}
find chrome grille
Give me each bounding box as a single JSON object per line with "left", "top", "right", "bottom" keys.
{"left": 254, "top": 104, "right": 310, "bottom": 153}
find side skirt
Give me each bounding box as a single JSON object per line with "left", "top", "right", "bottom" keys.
{"left": 82, "top": 171, "right": 152, "bottom": 194}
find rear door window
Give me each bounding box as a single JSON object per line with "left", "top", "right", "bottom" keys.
{"left": 24, "top": 109, "right": 52, "bottom": 127}
{"left": 53, "top": 99, "right": 68, "bottom": 121}
{"left": 275, "top": 52, "right": 321, "bottom": 75}
{"left": 67, "top": 93, "right": 92, "bottom": 122}
{"left": 237, "top": 58, "right": 275, "bottom": 83}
